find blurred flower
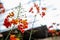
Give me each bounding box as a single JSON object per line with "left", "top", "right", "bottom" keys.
{"left": 21, "top": 20, "right": 28, "bottom": 29}
{"left": 0, "top": 8, "right": 5, "bottom": 14}
{"left": 29, "top": 7, "right": 33, "bottom": 13}
{"left": 18, "top": 19, "right": 28, "bottom": 33}
{"left": 11, "top": 19, "right": 19, "bottom": 25}
{"left": 34, "top": 3, "right": 40, "bottom": 13}
{"left": 22, "top": 20, "right": 28, "bottom": 25}
{"left": 0, "top": 3, "right": 5, "bottom": 14}
{"left": 42, "top": 7, "right": 46, "bottom": 10}
{"left": 10, "top": 34, "right": 16, "bottom": 40}
{"left": 31, "top": 11, "right": 34, "bottom": 13}
{"left": 23, "top": 25, "right": 28, "bottom": 29}
{"left": 0, "top": 3, "right": 3, "bottom": 8}
{"left": 34, "top": 3, "right": 38, "bottom": 7}
{"left": 16, "top": 38, "right": 20, "bottom": 40}
{"left": 3, "top": 12, "right": 15, "bottom": 28}
{"left": 7, "top": 12, "right": 14, "bottom": 18}
{"left": 52, "top": 23, "right": 56, "bottom": 25}
{"left": 29, "top": 3, "right": 40, "bottom": 13}
{"left": 48, "top": 30, "right": 56, "bottom": 34}
{"left": 49, "top": 26, "right": 53, "bottom": 28}
{"left": 36, "top": 7, "right": 40, "bottom": 13}
{"left": 19, "top": 19, "right": 22, "bottom": 23}
{"left": 10, "top": 34, "right": 20, "bottom": 40}
{"left": 41, "top": 12, "right": 45, "bottom": 17}
{"left": 9, "top": 12, "right": 14, "bottom": 17}
{"left": 18, "top": 24, "right": 25, "bottom": 33}
{"left": 3, "top": 17, "right": 12, "bottom": 28}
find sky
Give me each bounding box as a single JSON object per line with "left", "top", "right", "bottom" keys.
{"left": 0, "top": 0, "right": 60, "bottom": 32}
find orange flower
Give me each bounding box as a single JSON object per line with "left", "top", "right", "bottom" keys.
{"left": 21, "top": 20, "right": 28, "bottom": 28}
{"left": 10, "top": 35, "right": 15, "bottom": 38}
{"left": 9, "top": 12, "right": 14, "bottom": 17}
{"left": 19, "top": 19, "right": 22, "bottom": 23}
{"left": 6, "top": 12, "right": 14, "bottom": 18}
{"left": 23, "top": 21, "right": 28, "bottom": 25}
{"left": 11, "top": 19, "right": 19, "bottom": 25}
{"left": 10, "top": 35, "right": 16, "bottom": 40}
{"left": 23, "top": 25, "right": 28, "bottom": 29}
{"left": 22, "top": 20, "right": 28, "bottom": 25}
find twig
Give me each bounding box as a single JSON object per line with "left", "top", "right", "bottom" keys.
{"left": 29, "top": 15, "right": 36, "bottom": 40}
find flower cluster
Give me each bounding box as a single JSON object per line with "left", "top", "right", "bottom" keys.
{"left": 29, "top": 3, "right": 47, "bottom": 18}
{"left": 18, "top": 19, "right": 28, "bottom": 33}
{"left": 3, "top": 12, "right": 14, "bottom": 28}
{"left": 10, "top": 34, "right": 20, "bottom": 40}
{"left": 3, "top": 12, "right": 28, "bottom": 33}
{"left": 29, "top": 3, "right": 40, "bottom": 13}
